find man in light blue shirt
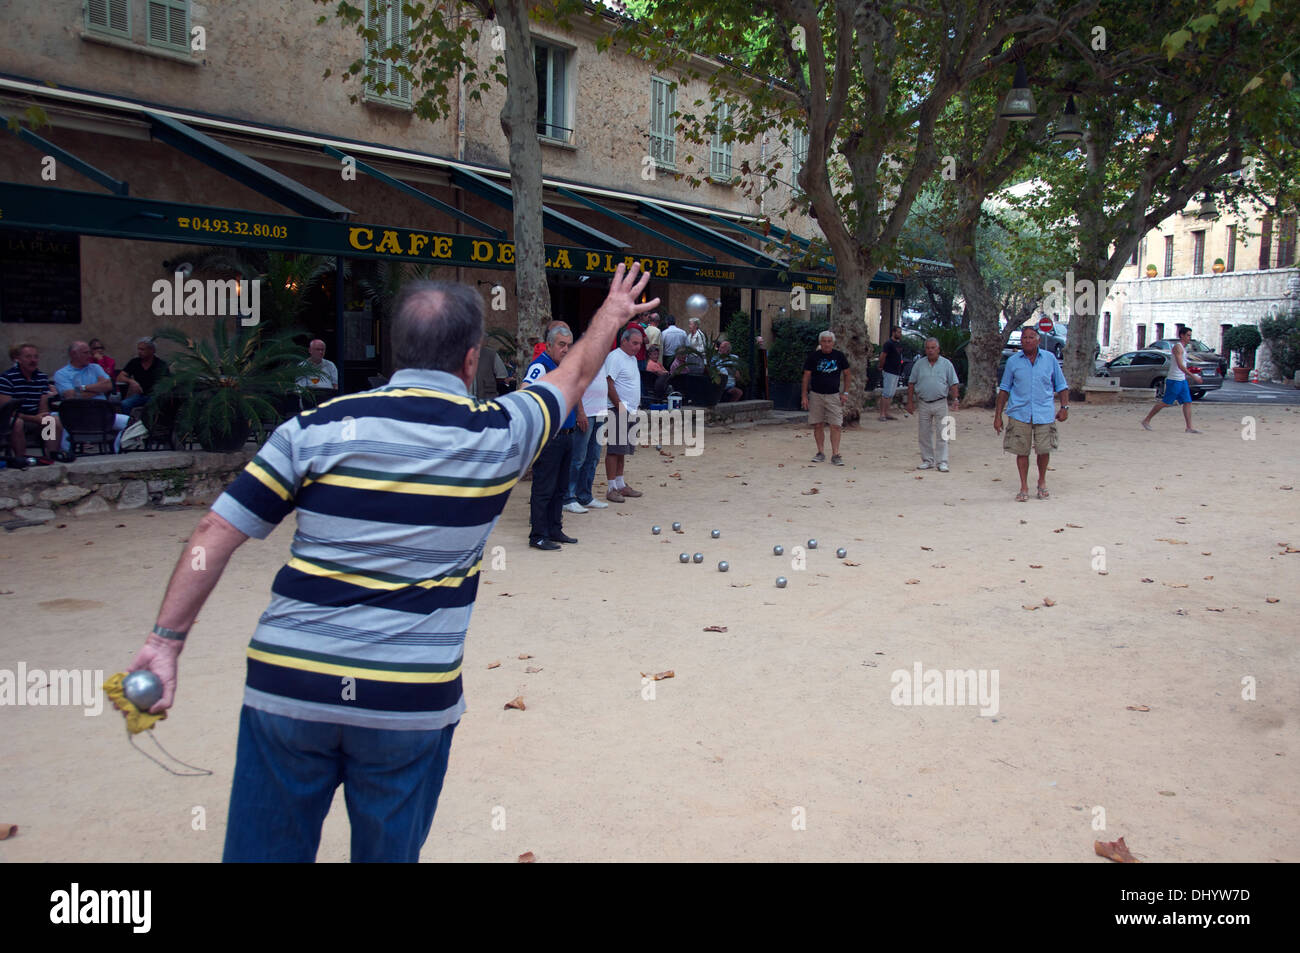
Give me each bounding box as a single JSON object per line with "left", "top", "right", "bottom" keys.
{"left": 54, "top": 340, "right": 130, "bottom": 452}
{"left": 994, "top": 327, "right": 1069, "bottom": 501}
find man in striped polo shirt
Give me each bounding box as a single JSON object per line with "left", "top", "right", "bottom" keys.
{"left": 128, "top": 264, "right": 658, "bottom": 862}
{"left": 0, "top": 343, "right": 67, "bottom": 463}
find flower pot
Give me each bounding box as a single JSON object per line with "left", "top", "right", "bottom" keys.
{"left": 1212, "top": 260, "right": 1225, "bottom": 274}
{"left": 1232, "top": 367, "right": 1250, "bottom": 382}
{"left": 1145, "top": 265, "right": 1158, "bottom": 278}
{"left": 201, "top": 420, "right": 250, "bottom": 453}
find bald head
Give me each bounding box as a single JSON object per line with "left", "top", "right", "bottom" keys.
{"left": 391, "top": 282, "right": 485, "bottom": 374}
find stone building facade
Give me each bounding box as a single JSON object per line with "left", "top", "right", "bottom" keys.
{"left": 1, "top": 1, "right": 840, "bottom": 383}
{"left": 1100, "top": 192, "right": 1298, "bottom": 375}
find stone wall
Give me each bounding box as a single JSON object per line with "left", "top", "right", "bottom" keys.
{"left": 0, "top": 450, "right": 254, "bottom": 525}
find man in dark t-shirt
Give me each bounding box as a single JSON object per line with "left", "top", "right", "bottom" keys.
{"left": 801, "top": 331, "right": 852, "bottom": 465}
{"left": 878, "top": 326, "right": 904, "bottom": 421}
{"left": 118, "top": 338, "right": 170, "bottom": 413}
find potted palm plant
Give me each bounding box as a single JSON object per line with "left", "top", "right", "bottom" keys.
{"left": 151, "top": 320, "right": 313, "bottom": 452}
{"left": 1224, "top": 324, "right": 1262, "bottom": 382}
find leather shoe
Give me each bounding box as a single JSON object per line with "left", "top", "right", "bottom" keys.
{"left": 552, "top": 532, "right": 579, "bottom": 544}
{"left": 529, "top": 538, "right": 561, "bottom": 551}
{"left": 619, "top": 486, "right": 643, "bottom": 498}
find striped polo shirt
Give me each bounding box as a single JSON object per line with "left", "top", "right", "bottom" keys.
{"left": 0, "top": 365, "right": 53, "bottom": 414}
{"left": 211, "top": 368, "right": 563, "bottom": 731}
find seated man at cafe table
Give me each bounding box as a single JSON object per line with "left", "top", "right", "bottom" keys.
{"left": 118, "top": 337, "right": 171, "bottom": 413}
{"left": 295, "top": 338, "right": 339, "bottom": 393}
{"left": 0, "top": 343, "right": 70, "bottom": 464}
{"left": 55, "top": 340, "right": 131, "bottom": 453}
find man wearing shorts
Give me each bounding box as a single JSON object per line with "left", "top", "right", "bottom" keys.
{"left": 602, "top": 325, "right": 643, "bottom": 502}
{"left": 878, "top": 326, "right": 903, "bottom": 420}
{"left": 1141, "top": 326, "right": 1202, "bottom": 434}
{"left": 994, "top": 327, "right": 1069, "bottom": 501}
{"left": 801, "top": 331, "right": 852, "bottom": 465}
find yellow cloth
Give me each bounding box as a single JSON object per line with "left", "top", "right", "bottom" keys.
{"left": 103, "top": 672, "right": 167, "bottom": 734}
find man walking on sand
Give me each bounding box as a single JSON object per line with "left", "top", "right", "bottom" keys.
{"left": 801, "top": 330, "right": 851, "bottom": 465}
{"left": 994, "top": 326, "right": 1069, "bottom": 502}
{"left": 126, "top": 264, "right": 658, "bottom": 862}
{"left": 878, "top": 326, "right": 904, "bottom": 421}
{"left": 1141, "top": 326, "right": 1202, "bottom": 434}
{"left": 906, "top": 337, "right": 960, "bottom": 472}
{"left": 603, "top": 325, "right": 644, "bottom": 502}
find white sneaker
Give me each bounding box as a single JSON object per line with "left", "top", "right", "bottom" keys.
{"left": 917, "top": 462, "right": 933, "bottom": 470}
{"left": 563, "top": 501, "right": 588, "bottom": 514}
{"left": 583, "top": 499, "right": 609, "bottom": 509}
{"left": 937, "top": 463, "right": 949, "bottom": 472}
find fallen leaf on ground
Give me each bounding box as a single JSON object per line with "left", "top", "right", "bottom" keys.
{"left": 1282, "top": 485, "right": 1294, "bottom": 490}
{"left": 921, "top": 546, "right": 933, "bottom": 551}
{"left": 1022, "top": 604, "right": 1040, "bottom": 611}
{"left": 486, "top": 661, "right": 501, "bottom": 670}
{"left": 668, "top": 472, "right": 682, "bottom": 479}
{"left": 843, "top": 561, "right": 861, "bottom": 566}
{"left": 498, "top": 592, "right": 513, "bottom": 597}
{"left": 0, "top": 823, "right": 16, "bottom": 840}
{"left": 525, "top": 666, "right": 542, "bottom": 674}
{"left": 1158, "top": 791, "right": 1176, "bottom": 797}
{"left": 1266, "top": 597, "right": 1280, "bottom": 603}
{"left": 1053, "top": 528, "right": 1065, "bottom": 534}
{"left": 1043, "top": 598, "right": 1056, "bottom": 607}
{"left": 518, "top": 851, "right": 536, "bottom": 863}
{"left": 658, "top": 449, "right": 673, "bottom": 457}
{"left": 1067, "top": 523, "right": 1083, "bottom": 528}
{"left": 702, "top": 625, "right": 728, "bottom": 632}
{"left": 640, "top": 670, "right": 675, "bottom": 681}
{"left": 1095, "top": 837, "right": 1139, "bottom": 863}
{"left": 1155, "top": 537, "right": 1188, "bottom": 544}
{"left": 905, "top": 579, "right": 920, "bottom": 585}
{"left": 1201, "top": 551, "right": 1212, "bottom": 556}
{"left": 1163, "top": 582, "right": 1189, "bottom": 589}
{"left": 725, "top": 473, "right": 740, "bottom": 478}
{"left": 1029, "top": 564, "right": 1043, "bottom": 569}
{"left": 504, "top": 696, "right": 526, "bottom": 711}
{"left": 1283, "top": 546, "right": 1300, "bottom": 554}
{"left": 728, "top": 583, "right": 751, "bottom": 588}
{"left": 801, "top": 488, "right": 819, "bottom": 495}
{"left": 1141, "top": 578, "right": 1155, "bottom": 583}
{"left": 518, "top": 653, "right": 534, "bottom": 659}
{"left": 1126, "top": 705, "right": 1150, "bottom": 712}
{"left": 1206, "top": 607, "right": 1225, "bottom": 612}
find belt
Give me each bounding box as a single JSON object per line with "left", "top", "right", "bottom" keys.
{"left": 557, "top": 427, "right": 575, "bottom": 435}
{"left": 922, "top": 396, "right": 948, "bottom": 403}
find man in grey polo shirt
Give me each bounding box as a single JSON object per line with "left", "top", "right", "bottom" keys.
{"left": 906, "top": 337, "right": 960, "bottom": 472}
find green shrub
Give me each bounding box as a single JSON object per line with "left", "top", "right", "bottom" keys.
{"left": 722, "top": 310, "right": 753, "bottom": 374}
{"left": 1224, "top": 324, "right": 1263, "bottom": 368}
{"left": 769, "top": 318, "right": 827, "bottom": 383}
{"left": 1260, "top": 312, "right": 1300, "bottom": 380}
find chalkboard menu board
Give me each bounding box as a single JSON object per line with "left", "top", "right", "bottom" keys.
{"left": 0, "top": 228, "right": 82, "bottom": 323}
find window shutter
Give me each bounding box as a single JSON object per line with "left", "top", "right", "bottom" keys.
{"left": 147, "top": 0, "right": 189, "bottom": 50}
{"left": 710, "top": 103, "right": 731, "bottom": 178}
{"left": 395, "top": 6, "right": 412, "bottom": 102}
{"left": 88, "top": 0, "right": 129, "bottom": 36}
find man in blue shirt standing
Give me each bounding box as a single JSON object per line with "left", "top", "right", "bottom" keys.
{"left": 994, "top": 327, "right": 1070, "bottom": 501}
{"left": 522, "top": 323, "right": 578, "bottom": 550}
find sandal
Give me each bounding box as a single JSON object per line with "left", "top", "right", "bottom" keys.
{"left": 1036, "top": 486, "right": 1050, "bottom": 500}
{"left": 1015, "top": 490, "right": 1029, "bottom": 502}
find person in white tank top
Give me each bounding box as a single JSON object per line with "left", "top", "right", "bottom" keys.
{"left": 1141, "top": 327, "right": 1201, "bottom": 433}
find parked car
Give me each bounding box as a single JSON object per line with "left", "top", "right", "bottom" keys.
{"left": 1005, "top": 322, "right": 1067, "bottom": 358}
{"left": 1095, "top": 349, "right": 1222, "bottom": 399}
{"left": 1144, "top": 338, "right": 1228, "bottom": 377}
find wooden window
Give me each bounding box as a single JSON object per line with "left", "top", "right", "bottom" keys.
{"left": 365, "top": 0, "right": 412, "bottom": 106}
{"left": 1103, "top": 312, "right": 1111, "bottom": 346}
{"left": 1278, "top": 213, "right": 1297, "bottom": 267}
{"left": 649, "top": 77, "right": 675, "bottom": 170}
{"left": 1259, "top": 214, "right": 1273, "bottom": 269}
{"left": 1192, "top": 230, "right": 1205, "bottom": 274}
{"left": 790, "top": 127, "right": 809, "bottom": 194}
{"left": 1136, "top": 324, "right": 1147, "bottom": 349}
{"left": 1163, "top": 236, "right": 1174, "bottom": 276}
{"left": 147, "top": 0, "right": 189, "bottom": 52}
{"left": 1155, "top": 322, "right": 1165, "bottom": 341}
{"left": 534, "top": 42, "right": 571, "bottom": 142}
{"left": 709, "top": 103, "right": 733, "bottom": 180}
{"left": 1227, "top": 225, "right": 1237, "bottom": 271}
{"left": 86, "top": 0, "right": 130, "bottom": 38}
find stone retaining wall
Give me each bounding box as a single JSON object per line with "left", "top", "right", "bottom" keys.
{"left": 0, "top": 450, "right": 256, "bottom": 525}
{"left": 705, "top": 400, "right": 774, "bottom": 426}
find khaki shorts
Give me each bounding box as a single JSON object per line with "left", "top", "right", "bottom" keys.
{"left": 1003, "top": 416, "right": 1058, "bottom": 456}
{"left": 808, "top": 391, "right": 844, "bottom": 427}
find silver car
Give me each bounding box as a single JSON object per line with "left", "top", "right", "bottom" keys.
{"left": 1097, "top": 349, "right": 1222, "bottom": 399}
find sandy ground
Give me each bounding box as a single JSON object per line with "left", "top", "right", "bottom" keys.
{"left": 1, "top": 400, "right": 1297, "bottom": 862}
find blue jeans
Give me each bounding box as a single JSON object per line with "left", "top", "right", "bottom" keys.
{"left": 565, "top": 419, "right": 603, "bottom": 505}
{"left": 222, "top": 705, "right": 457, "bottom": 863}
{"left": 120, "top": 393, "right": 150, "bottom": 413}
